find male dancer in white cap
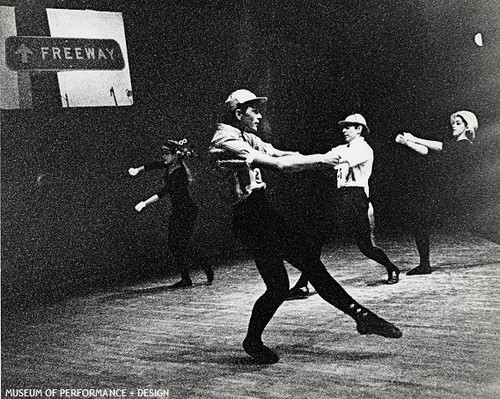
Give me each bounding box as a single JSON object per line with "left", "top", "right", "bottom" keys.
{"left": 287, "top": 114, "right": 401, "bottom": 300}
{"left": 209, "top": 90, "right": 402, "bottom": 364}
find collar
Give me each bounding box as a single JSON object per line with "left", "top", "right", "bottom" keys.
{"left": 351, "top": 136, "right": 365, "bottom": 144}
{"left": 346, "top": 136, "right": 365, "bottom": 147}
{"left": 216, "top": 123, "right": 242, "bottom": 137}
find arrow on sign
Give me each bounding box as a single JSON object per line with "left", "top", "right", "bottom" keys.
{"left": 15, "top": 44, "right": 33, "bottom": 63}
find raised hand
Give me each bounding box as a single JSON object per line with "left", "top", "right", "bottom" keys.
{"left": 128, "top": 167, "right": 141, "bottom": 176}
{"left": 395, "top": 134, "right": 407, "bottom": 145}
{"left": 402, "top": 132, "right": 415, "bottom": 142}
{"left": 135, "top": 201, "right": 146, "bottom": 212}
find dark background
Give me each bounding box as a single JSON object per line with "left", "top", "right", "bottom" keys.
{"left": 1, "top": 0, "right": 499, "bottom": 310}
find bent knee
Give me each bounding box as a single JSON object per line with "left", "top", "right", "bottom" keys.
{"left": 264, "top": 286, "right": 289, "bottom": 303}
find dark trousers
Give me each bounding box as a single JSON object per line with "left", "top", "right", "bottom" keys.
{"left": 168, "top": 204, "right": 198, "bottom": 280}
{"left": 337, "top": 187, "right": 397, "bottom": 272}
{"left": 232, "top": 190, "right": 360, "bottom": 341}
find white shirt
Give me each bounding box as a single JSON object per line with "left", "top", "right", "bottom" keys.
{"left": 334, "top": 136, "right": 373, "bottom": 196}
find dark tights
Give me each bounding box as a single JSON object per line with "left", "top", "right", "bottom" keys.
{"left": 411, "top": 214, "right": 431, "bottom": 267}
{"left": 169, "top": 205, "right": 198, "bottom": 280}
{"left": 233, "top": 191, "right": 362, "bottom": 342}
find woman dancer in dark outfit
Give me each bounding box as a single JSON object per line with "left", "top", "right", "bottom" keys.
{"left": 395, "top": 110, "right": 479, "bottom": 275}
{"left": 129, "top": 140, "right": 213, "bottom": 288}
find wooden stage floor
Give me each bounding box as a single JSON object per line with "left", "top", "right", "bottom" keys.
{"left": 2, "top": 232, "right": 500, "bottom": 399}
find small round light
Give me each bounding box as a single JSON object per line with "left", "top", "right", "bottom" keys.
{"left": 474, "top": 33, "right": 483, "bottom": 47}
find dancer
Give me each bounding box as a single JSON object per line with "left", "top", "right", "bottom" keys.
{"left": 129, "top": 139, "right": 214, "bottom": 288}
{"left": 395, "top": 110, "right": 479, "bottom": 275}
{"left": 286, "top": 114, "right": 400, "bottom": 300}
{"left": 209, "top": 89, "right": 402, "bottom": 364}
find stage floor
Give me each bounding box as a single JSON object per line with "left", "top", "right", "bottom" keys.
{"left": 2, "top": 232, "right": 500, "bottom": 399}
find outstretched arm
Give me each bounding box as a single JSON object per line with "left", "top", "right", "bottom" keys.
{"left": 135, "top": 194, "right": 160, "bottom": 212}
{"left": 400, "top": 132, "right": 443, "bottom": 152}
{"left": 250, "top": 149, "right": 340, "bottom": 173}
{"left": 395, "top": 134, "right": 429, "bottom": 155}
{"left": 129, "top": 161, "right": 168, "bottom": 176}
{"left": 271, "top": 149, "right": 301, "bottom": 157}
{"left": 128, "top": 166, "right": 145, "bottom": 176}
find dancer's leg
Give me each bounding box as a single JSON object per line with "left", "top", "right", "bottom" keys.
{"left": 279, "top": 222, "right": 402, "bottom": 338}
{"left": 340, "top": 188, "right": 399, "bottom": 284}
{"left": 168, "top": 209, "right": 197, "bottom": 287}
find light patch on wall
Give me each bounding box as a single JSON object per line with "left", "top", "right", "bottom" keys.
{"left": 46, "top": 8, "right": 133, "bottom": 107}
{"left": 0, "top": 6, "right": 20, "bottom": 109}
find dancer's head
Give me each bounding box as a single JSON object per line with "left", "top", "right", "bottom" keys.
{"left": 222, "top": 89, "right": 267, "bottom": 132}
{"left": 338, "top": 113, "right": 370, "bottom": 143}
{"left": 450, "top": 111, "right": 478, "bottom": 142}
{"left": 161, "top": 139, "right": 193, "bottom": 164}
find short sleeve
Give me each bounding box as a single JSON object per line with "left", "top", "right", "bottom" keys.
{"left": 342, "top": 143, "right": 372, "bottom": 167}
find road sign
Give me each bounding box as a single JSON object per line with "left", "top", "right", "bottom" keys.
{"left": 5, "top": 36, "right": 125, "bottom": 71}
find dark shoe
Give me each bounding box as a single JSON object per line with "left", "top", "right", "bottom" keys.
{"left": 387, "top": 268, "right": 400, "bottom": 284}
{"left": 407, "top": 264, "right": 432, "bottom": 276}
{"left": 204, "top": 266, "right": 214, "bottom": 284}
{"left": 355, "top": 308, "right": 402, "bottom": 339}
{"left": 242, "top": 338, "right": 279, "bottom": 364}
{"left": 284, "top": 286, "right": 310, "bottom": 301}
{"left": 169, "top": 278, "right": 192, "bottom": 289}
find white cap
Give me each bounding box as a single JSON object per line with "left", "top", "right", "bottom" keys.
{"left": 224, "top": 89, "right": 268, "bottom": 111}
{"left": 452, "top": 110, "right": 479, "bottom": 132}
{"left": 338, "top": 113, "right": 370, "bottom": 133}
